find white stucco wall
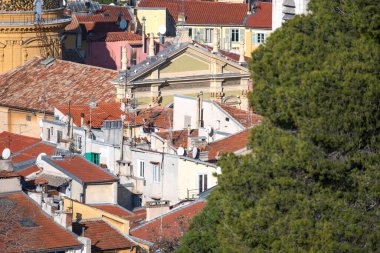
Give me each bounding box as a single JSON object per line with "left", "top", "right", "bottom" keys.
{"left": 85, "top": 182, "right": 117, "bottom": 204}
{"left": 0, "top": 177, "right": 22, "bottom": 193}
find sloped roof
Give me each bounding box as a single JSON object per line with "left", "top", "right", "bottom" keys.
{"left": 100, "top": 31, "right": 142, "bottom": 43}
{"left": 72, "top": 219, "right": 135, "bottom": 252}
{"left": 155, "top": 129, "right": 199, "bottom": 148}
{"left": 0, "top": 57, "right": 117, "bottom": 113}
{"left": 0, "top": 131, "right": 40, "bottom": 154}
{"left": 130, "top": 201, "right": 206, "bottom": 243}
{"left": 206, "top": 128, "right": 252, "bottom": 161}
{"left": 245, "top": 2, "right": 272, "bottom": 28}
{"left": 91, "top": 204, "right": 134, "bottom": 219}
{"left": 17, "top": 165, "right": 40, "bottom": 178}
{"left": 215, "top": 102, "right": 263, "bottom": 128}
{"left": 0, "top": 192, "right": 82, "bottom": 252}
{"left": 136, "top": 106, "right": 173, "bottom": 130}
{"left": 65, "top": 15, "right": 82, "bottom": 33}
{"left": 0, "top": 171, "right": 20, "bottom": 179}
{"left": 42, "top": 156, "right": 118, "bottom": 184}
{"left": 139, "top": 0, "right": 248, "bottom": 25}
{"left": 11, "top": 142, "right": 57, "bottom": 165}
{"left": 193, "top": 41, "right": 250, "bottom": 63}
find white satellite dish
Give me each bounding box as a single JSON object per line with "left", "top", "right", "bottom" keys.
{"left": 192, "top": 147, "right": 199, "bottom": 159}
{"left": 36, "top": 152, "right": 47, "bottom": 166}
{"left": 2, "top": 148, "right": 11, "bottom": 160}
{"left": 39, "top": 119, "right": 43, "bottom": 127}
{"left": 177, "top": 147, "right": 185, "bottom": 156}
{"left": 158, "top": 25, "right": 167, "bottom": 35}
{"left": 119, "top": 19, "right": 128, "bottom": 30}
{"left": 205, "top": 126, "right": 214, "bottom": 137}
{"left": 120, "top": 103, "right": 126, "bottom": 112}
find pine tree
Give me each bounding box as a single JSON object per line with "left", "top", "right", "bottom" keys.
{"left": 177, "top": 0, "right": 380, "bottom": 251}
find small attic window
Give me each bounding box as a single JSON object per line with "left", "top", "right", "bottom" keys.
{"left": 225, "top": 117, "right": 230, "bottom": 122}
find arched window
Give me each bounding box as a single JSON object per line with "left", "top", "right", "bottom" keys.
{"left": 34, "top": 0, "right": 43, "bottom": 21}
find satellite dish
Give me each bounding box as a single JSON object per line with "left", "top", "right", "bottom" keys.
{"left": 119, "top": 19, "right": 128, "bottom": 31}
{"left": 192, "top": 147, "right": 199, "bottom": 159}
{"left": 205, "top": 126, "right": 214, "bottom": 137}
{"left": 120, "top": 103, "right": 126, "bottom": 112}
{"left": 2, "top": 148, "right": 11, "bottom": 160}
{"left": 159, "top": 25, "right": 167, "bottom": 35}
{"left": 36, "top": 152, "right": 47, "bottom": 166}
{"left": 39, "top": 119, "right": 43, "bottom": 127}
{"left": 216, "top": 166, "right": 222, "bottom": 175}
{"left": 177, "top": 147, "right": 185, "bottom": 156}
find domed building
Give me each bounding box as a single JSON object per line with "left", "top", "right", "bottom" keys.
{"left": 0, "top": 0, "right": 70, "bottom": 73}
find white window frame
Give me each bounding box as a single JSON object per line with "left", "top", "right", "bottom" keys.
{"left": 205, "top": 28, "right": 213, "bottom": 43}
{"left": 198, "top": 173, "right": 208, "bottom": 194}
{"left": 231, "top": 29, "right": 239, "bottom": 42}
{"left": 257, "top": 33, "right": 265, "bottom": 44}
{"left": 138, "top": 160, "right": 145, "bottom": 178}
{"left": 153, "top": 165, "right": 160, "bottom": 182}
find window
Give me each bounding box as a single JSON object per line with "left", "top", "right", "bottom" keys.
{"left": 205, "top": 28, "right": 213, "bottom": 43}
{"left": 47, "top": 128, "right": 51, "bottom": 141}
{"left": 199, "top": 174, "right": 208, "bottom": 194}
{"left": 57, "top": 130, "right": 62, "bottom": 143}
{"left": 131, "top": 48, "right": 137, "bottom": 66}
{"left": 76, "top": 136, "right": 82, "bottom": 150}
{"left": 133, "top": 194, "right": 142, "bottom": 207}
{"left": 257, "top": 33, "right": 265, "bottom": 44}
{"left": 138, "top": 160, "right": 145, "bottom": 178}
{"left": 188, "top": 28, "right": 192, "bottom": 37}
{"left": 26, "top": 115, "right": 31, "bottom": 121}
{"left": 153, "top": 165, "right": 160, "bottom": 182}
{"left": 231, "top": 29, "right": 239, "bottom": 42}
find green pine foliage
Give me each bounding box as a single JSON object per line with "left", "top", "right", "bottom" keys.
{"left": 177, "top": 0, "right": 380, "bottom": 252}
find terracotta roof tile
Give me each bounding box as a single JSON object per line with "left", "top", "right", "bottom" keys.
{"left": 0, "top": 192, "right": 82, "bottom": 252}
{"left": 92, "top": 204, "right": 134, "bottom": 219}
{"left": 89, "top": 31, "right": 142, "bottom": 43}
{"left": 44, "top": 156, "right": 118, "bottom": 183}
{"left": 206, "top": 128, "right": 251, "bottom": 161}
{"left": 72, "top": 220, "right": 135, "bottom": 251}
{"left": 155, "top": 129, "right": 199, "bottom": 148}
{"left": 194, "top": 41, "right": 250, "bottom": 62}
{"left": 0, "top": 57, "right": 117, "bottom": 113}
{"left": 138, "top": 0, "right": 248, "bottom": 25}
{"left": 0, "top": 131, "right": 40, "bottom": 154}
{"left": 65, "top": 15, "right": 81, "bottom": 33}
{"left": 245, "top": 2, "right": 272, "bottom": 28}
{"left": 215, "top": 102, "right": 263, "bottom": 128}
{"left": 131, "top": 201, "right": 206, "bottom": 243}
{"left": 17, "top": 165, "right": 41, "bottom": 177}
{"left": 0, "top": 171, "right": 20, "bottom": 178}
{"left": 136, "top": 106, "right": 173, "bottom": 130}
{"left": 11, "top": 142, "right": 57, "bottom": 164}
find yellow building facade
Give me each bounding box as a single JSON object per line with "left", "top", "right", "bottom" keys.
{"left": 0, "top": 0, "right": 70, "bottom": 73}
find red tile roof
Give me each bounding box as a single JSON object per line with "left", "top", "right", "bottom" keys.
{"left": 155, "top": 129, "right": 199, "bottom": 148}
{"left": 245, "top": 2, "right": 272, "bottom": 28}
{"left": 131, "top": 201, "right": 206, "bottom": 243}
{"left": 206, "top": 128, "right": 251, "bottom": 161}
{"left": 44, "top": 156, "right": 118, "bottom": 183}
{"left": 101, "top": 31, "right": 142, "bottom": 42}
{"left": 194, "top": 41, "right": 250, "bottom": 62}
{"left": 11, "top": 142, "right": 56, "bottom": 164}
{"left": 0, "top": 192, "right": 82, "bottom": 252}
{"left": 17, "top": 165, "right": 41, "bottom": 178}
{"left": 139, "top": 0, "right": 248, "bottom": 25}
{"left": 0, "top": 57, "right": 117, "bottom": 114}
{"left": 136, "top": 106, "right": 173, "bottom": 130}
{"left": 0, "top": 171, "right": 20, "bottom": 179}
{"left": 65, "top": 15, "right": 81, "bottom": 33}
{"left": 72, "top": 220, "right": 135, "bottom": 252}
{"left": 0, "top": 131, "right": 40, "bottom": 154}
{"left": 92, "top": 204, "right": 134, "bottom": 219}
{"left": 215, "top": 102, "right": 263, "bottom": 128}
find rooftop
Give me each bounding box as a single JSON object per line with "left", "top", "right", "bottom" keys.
{"left": 245, "top": 2, "right": 272, "bottom": 28}
{"left": 0, "top": 171, "right": 20, "bottom": 179}
{"left": 11, "top": 142, "right": 57, "bottom": 165}
{"left": 42, "top": 155, "right": 118, "bottom": 184}
{"left": 91, "top": 204, "right": 134, "bottom": 219}
{"left": 17, "top": 165, "right": 40, "bottom": 178}
{"left": 0, "top": 57, "right": 117, "bottom": 114}
{"left": 215, "top": 102, "right": 263, "bottom": 128}
{"left": 0, "top": 192, "right": 82, "bottom": 252}
{"left": 131, "top": 200, "right": 206, "bottom": 243}
{"left": 72, "top": 219, "right": 135, "bottom": 252}
{"left": 138, "top": 0, "right": 248, "bottom": 25}
{"left": 156, "top": 129, "right": 199, "bottom": 148}
{"left": 0, "top": 131, "right": 40, "bottom": 154}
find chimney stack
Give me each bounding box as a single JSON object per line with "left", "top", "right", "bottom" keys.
{"left": 148, "top": 33, "right": 155, "bottom": 57}
{"left": 142, "top": 16, "right": 146, "bottom": 53}
{"left": 212, "top": 29, "right": 218, "bottom": 53}
{"left": 146, "top": 200, "right": 170, "bottom": 221}
{"left": 121, "top": 46, "right": 128, "bottom": 71}
{"left": 239, "top": 40, "right": 245, "bottom": 64}
{"left": 80, "top": 113, "right": 85, "bottom": 127}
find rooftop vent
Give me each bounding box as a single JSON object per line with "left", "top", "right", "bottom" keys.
{"left": 40, "top": 57, "right": 55, "bottom": 67}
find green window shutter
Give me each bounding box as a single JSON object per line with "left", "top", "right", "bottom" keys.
{"left": 85, "top": 153, "right": 92, "bottom": 161}
{"left": 240, "top": 28, "right": 245, "bottom": 42}
{"left": 94, "top": 153, "right": 100, "bottom": 165}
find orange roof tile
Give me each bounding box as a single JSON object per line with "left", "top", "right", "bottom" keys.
{"left": 92, "top": 31, "right": 142, "bottom": 43}
{"left": 72, "top": 220, "right": 135, "bottom": 251}
{"left": 44, "top": 156, "right": 118, "bottom": 183}
{"left": 0, "top": 171, "right": 20, "bottom": 179}
{"left": 76, "top": 5, "right": 133, "bottom": 25}
{"left": 92, "top": 204, "right": 134, "bottom": 219}
{"left": 17, "top": 165, "right": 41, "bottom": 177}
{"left": 215, "top": 102, "right": 263, "bottom": 128}
{"left": 0, "top": 192, "right": 82, "bottom": 252}
{"left": 0, "top": 57, "right": 117, "bottom": 114}
{"left": 11, "top": 142, "right": 56, "bottom": 164}
{"left": 136, "top": 106, "right": 173, "bottom": 130}
{"left": 245, "top": 2, "right": 272, "bottom": 28}
{"left": 206, "top": 128, "right": 251, "bottom": 161}
{"left": 139, "top": 0, "right": 248, "bottom": 25}
{"left": 0, "top": 131, "right": 40, "bottom": 154}
{"left": 131, "top": 201, "right": 206, "bottom": 243}
{"left": 65, "top": 15, "right": 81, "bottom": 33}
{"left": 155, "top": 129, "right": 199, "bottom": 148}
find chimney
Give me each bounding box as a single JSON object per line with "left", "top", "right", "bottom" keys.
{"left": 148, "top": 33, "right": 155, "bottom": 57}
{"left": 247, "top": 0, "right": 252, "bottom": 14}
{"left": 239, "top": 40, "right": 246, "bottom": 64}
{"left": 142, "top": 16, "right": 146, "bottom": 53}
{"left": 121, "top": 46, "right": 128, "bottom": 71}
{"left": 80, "top": 113, "right": 85, "bottom": 127}
{"left": 146, "top": 200, "right": 170, "bottom": 221}
{"left": 212, "top": 29, "right": 218, "bottom": 53}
